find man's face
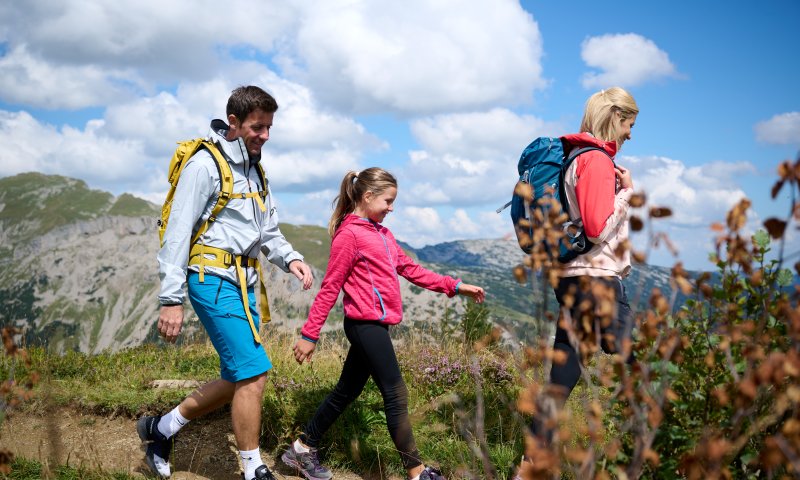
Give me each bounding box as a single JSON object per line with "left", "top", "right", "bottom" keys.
{"left": 228, "top": 109, "right": 274, "bottom": 156}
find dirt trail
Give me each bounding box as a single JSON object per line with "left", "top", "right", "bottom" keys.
{"left": 0, "top": 408, "right": 370, "bottom": 479}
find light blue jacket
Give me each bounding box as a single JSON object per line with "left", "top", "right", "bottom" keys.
{"left": 158, "top": 119, "right": 303, "bottom": 305}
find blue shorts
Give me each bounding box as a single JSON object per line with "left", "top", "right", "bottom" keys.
{"left": 187, "top": 272, "right": 272, "bottom": 382}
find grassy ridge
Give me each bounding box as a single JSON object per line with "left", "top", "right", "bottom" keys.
{"left": 1, "top": 323, "right": 542, "bottom": 479}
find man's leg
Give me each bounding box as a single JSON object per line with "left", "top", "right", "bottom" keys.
{"left": 178, "top": 378, "right": 235, "bottom": 420}
{"left": 231, "top": 372, "right": 268, "bottom": 450}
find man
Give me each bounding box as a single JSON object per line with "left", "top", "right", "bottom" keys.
{"left": 139, "top": 85, "right": 313, "bottom": 480}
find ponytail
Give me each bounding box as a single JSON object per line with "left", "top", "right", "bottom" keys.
{"left": 328, "top": 171, "right": 360, "bottom": 237}
{"left": 327, "top": 167, "right": 398, "bottom": 237}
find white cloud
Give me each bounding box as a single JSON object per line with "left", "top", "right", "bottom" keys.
{"left": 277, "top": 0, "right": 546, "bottom": 114}
{"left": 0, "top": 0, "right": 295, "bottom": 79}
{"left": 0, "top": 68, "right": 380, "bottom": 197}
{"left": 755, "top": 112, "right": 800, "bottom": 145}
{"left": 620, "top": 155, "right": 757, "bottom": 268}
{"left": 624, "top": 155, "right": 752, "bottom": 227}
{"left": 402, "top": 108, "right": 564, "bottom": 206}
{"left": 580, "top": 33, "right": 679, "bottom": 89}
{"left": 0, "top": 45, "right": 146, "bottom": 109}
{"left": 0, "top": 110, "right": 159, "bottom": 194}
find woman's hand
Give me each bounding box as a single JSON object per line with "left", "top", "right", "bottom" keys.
{"left": 615, "top": 165, "right": 633, "bottom": 190}
{"left": 458, "top": 283, "right": 486, "bottom": 304}
{"left": 293, "top": 337, "right": 317, "bottom": 364}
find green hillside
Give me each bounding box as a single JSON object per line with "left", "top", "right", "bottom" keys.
{"left": 0, "top": 173, "right": 157, "bottom": 242}
{"left": 280, "top": 223, "right": 331, "bottom": 271}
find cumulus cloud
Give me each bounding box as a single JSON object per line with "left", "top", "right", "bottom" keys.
{"left": 619, "top": 155, "right": 758, "bottom": 268}
{"left": 625, "top": 155, "right": 752, "bottom": 227}
{"left": 0, "top": 45, "right": 147, "bottom": 109}
{"left": 755, "top": 112, "right": 800, "bottom": 145}
{"left": 403, "top": 108, "right": 564, "bottom": 206}
{"left": 580, "top": 33, "right": 679, "bottom": 89}
{"left": 0, "top": 67, "right": 380, "bottom": 197}
{"left": 0, "top": 110, "right": 159, "bottom": 194}
{"left": 277, "top": 0, "right": 546, "bottom": 114}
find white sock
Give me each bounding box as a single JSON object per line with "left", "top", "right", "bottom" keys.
{"left": 240, "top": 447, "right": 262, "bottom": 480}
{"left": 410, "top": 474, "right": 421, "bottom": 480}
{"left": 157, "top": 406, "right": 189, "bottom": 438}
{"left": 294, "top": 439, "right": 310, "bottom": 453}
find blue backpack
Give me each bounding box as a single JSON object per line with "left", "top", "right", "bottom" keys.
{"left": 498, "top": 136, "right": 609, "bottom": 262}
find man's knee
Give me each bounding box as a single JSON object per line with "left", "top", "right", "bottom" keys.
{"left": 235, "top": 372, "right": 268, "bottom": 396}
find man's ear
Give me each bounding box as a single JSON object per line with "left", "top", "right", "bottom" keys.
{"left": 228, "top": 113, "right": 239, "bottom": 130}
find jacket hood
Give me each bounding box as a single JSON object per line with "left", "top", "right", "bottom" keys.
{"left": 561, "top": 132, "right": 617, "bottom": 158}
{"left": 208, "top": 119, "right": 255, "bottom": 165}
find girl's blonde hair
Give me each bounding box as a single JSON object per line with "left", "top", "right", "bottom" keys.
{"left": 328, "top": 167, "right": 398, "bottom": 236}
{"left": 579, "top": 87, "right": 639, "bottom": 143}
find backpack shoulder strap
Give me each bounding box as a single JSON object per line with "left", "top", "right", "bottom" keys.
{"left": 190, "top": 140, "right": 234, "bottom": 245}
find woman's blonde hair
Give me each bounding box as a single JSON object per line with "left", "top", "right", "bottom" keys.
{"left": 328, "top": 167, "right": 398, "bottom": 236}
{"left": 579, "top": 87, "right": 639, "bottom": 143}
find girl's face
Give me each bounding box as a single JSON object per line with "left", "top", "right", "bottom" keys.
{"left": 616, "top": 114, "right": 636, "bottom": 148}
{"left": 360, "top": 187, "right": 397, "bottom": 223}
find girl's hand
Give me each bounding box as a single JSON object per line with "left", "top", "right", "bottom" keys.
{"left": 458, "top": 283, "right": 485, "bottom": 304}
{"left": 293, "top": 338, "right": 317, "bottom": 364}
{"left": 615, "top": 165, "right": 633, "bottom": 190}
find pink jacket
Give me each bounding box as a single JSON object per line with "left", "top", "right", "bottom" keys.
{"left": 301, "top": 214, "right": 460, "bottom": 341}
{"left": 560, "top": 133, "right": 633, "bottom": 278}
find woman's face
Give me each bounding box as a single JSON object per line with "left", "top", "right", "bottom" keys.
{"left": 616, "top": 114, "right": 637, "bottom": 148}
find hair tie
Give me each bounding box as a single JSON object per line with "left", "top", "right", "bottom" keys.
{"left": 352, "top": 171, "right": 360, "bottom": 183}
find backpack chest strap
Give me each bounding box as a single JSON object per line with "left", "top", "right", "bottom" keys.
{"left": 228, "top": 190, "right": 268, "bottom": 212}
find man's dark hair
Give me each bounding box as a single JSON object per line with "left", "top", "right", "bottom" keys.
{"left": 226, "top": 86, "right": 279, "bottom": 122}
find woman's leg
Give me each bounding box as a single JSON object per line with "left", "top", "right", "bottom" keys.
{"left": 550, "top": 276, "right": 583, "bottom": 399}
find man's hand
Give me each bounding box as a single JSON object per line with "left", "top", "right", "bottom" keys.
{"left": 158, "top": 304, "right": 184, "bottom": 344}
{"left": 458, "top": 283, "right": 486, "bottom": 304}
{"left": 293, "top": 337, "right": 317, "bottom": 364}
{"left": 289, "top": 260, "right": 313, "bottom": 290}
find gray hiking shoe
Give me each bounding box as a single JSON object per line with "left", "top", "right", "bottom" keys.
{"left": 281, "top": 442, "right": 333, "bottom": 480}
{"left": 136, "top": 415, "right": 173, "bottom": 478}
{"left": 419, "top": 465, "right": 445, "bottom": 480}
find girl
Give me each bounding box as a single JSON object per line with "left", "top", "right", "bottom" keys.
{"left": 282, "top": 167, "right": 485, "bottom": 480}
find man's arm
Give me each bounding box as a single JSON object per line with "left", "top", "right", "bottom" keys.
{"left": 156, "top": 156, "right": 215, "bottom": 342}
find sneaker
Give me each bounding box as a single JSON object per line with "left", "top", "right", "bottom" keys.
{"left": 136, "top": 415, "right": 174, "bottom": 478}
{"left": 419, "top": 466, "right": 445, "bottom": 480}
{"left": 281, "top": 442, "right": 333, "bottom": 480}
{"left": 243, "top": 464, "right": 277, "bottom": 480}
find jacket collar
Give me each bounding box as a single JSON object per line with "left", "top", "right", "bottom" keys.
{"left": 561, "top": 132, "right": 617, "bottom": 158}
{"left": 208, "top": 119, "right": 256, "bottom": 166}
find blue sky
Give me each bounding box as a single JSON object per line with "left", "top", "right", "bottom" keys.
{"left": 0, "top": 0, "right": 797, "bottom": 271}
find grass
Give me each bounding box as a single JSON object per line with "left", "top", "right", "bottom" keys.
{"left": 0, "top": 457, "right": 137, "bottom": 480}
{"left": 1, "top": 326, "right": 542, "bottom": 479}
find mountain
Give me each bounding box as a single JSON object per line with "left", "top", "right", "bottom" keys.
{"left": 0, "top": 173, "right": 683, "bottom": 353}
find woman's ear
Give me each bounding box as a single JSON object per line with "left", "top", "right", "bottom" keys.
{"left": 362, "top": 190, "right": 374, "bottom": 203}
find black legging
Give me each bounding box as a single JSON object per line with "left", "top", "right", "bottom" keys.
{"left": 300, "top": 319, "right": 422, "bottom": 470}
{"left": 550, "top": 275, "right": 634, "bottom": 395}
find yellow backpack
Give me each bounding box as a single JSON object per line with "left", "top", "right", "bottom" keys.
{"left": 158, "top": 138, "right": 272, "bottom": 339}
{"left": 158, "top": 138, "right": 268, "bottom": 247}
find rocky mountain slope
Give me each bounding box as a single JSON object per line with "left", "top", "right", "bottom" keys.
{"left": 0, "top": 173, "right": 681, "bottom": 353}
